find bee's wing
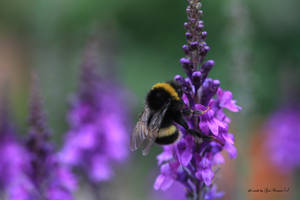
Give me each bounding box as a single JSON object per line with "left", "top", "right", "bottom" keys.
{"left": 130, "top": 102, "right": 170, "bottom": 155}
{"left": 141, "top": 103, "right": 170, "bottom": 155}
{"left": 148, "top": 101, "right": 170, "bottom": 133}
{"left": 130, "top": 104, "right": 151, "bottom": 152}
{"left": 141, "top": 137, "right": 155, "bottom": 156}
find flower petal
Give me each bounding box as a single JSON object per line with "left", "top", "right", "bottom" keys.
{"left": 224, "top": 143, "right": 237, "bottom": 159}
{"left": 201, "top": 168, "right": 214, "bottom": 186}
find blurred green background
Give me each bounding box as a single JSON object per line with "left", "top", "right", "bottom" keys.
{"left": 0, "top": 0, "right": 300, "bottom": 199}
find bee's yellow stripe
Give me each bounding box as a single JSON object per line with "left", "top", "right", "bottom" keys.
{"left": 152, "top": 83, "right": 180, "bottom": 100}
{"left": 158, "top": 125, "right": 177, "bottom": 137}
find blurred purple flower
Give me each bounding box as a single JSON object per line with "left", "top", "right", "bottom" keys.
{"left": 12, "top": 75, "right": 76, "bottom": 200}
{"left": 265, "top": 107, "right": 300, "bottom": 171}
{"left": 154, "top": 0, "right": 241, "bottom": 199}
{"left": 59, "top": 44, "right": 130, "bottom": 183}
{"left": 0, "top": 96, "right": 29, "bottom": 199}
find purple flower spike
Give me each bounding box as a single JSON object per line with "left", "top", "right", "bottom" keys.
{"left": 15, "top": 74, "right": 77, "bottom": 200}
{"left": 60, "top": 42, "right": 130, "bottom": 184}
{"left": 154, "top": 0, "right": 241, "bottom": 199}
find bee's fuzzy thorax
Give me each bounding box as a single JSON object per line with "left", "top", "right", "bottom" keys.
{"left": 146, "top": 82, "right": 181, "bottom": 111}
{"left": 152, "top": 83, "right": 180, "bottom": 100}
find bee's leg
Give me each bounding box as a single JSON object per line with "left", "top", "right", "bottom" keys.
{"left": 187, "top": 129, "right": 211, "bottom": 140}
{"left": 182, "top": 109, "right": 192, "bottom": 116}
{"left": 174, "top": 113, "right": 189, "bottom": 130}
{"left": 187, "top": 129, "right": 224, "bottom": 146}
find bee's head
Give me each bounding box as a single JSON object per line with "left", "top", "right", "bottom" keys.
{"left": 168, "top": 80, "right": 183, "bottom": 98}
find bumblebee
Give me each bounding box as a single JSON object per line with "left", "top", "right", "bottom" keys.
{"left": 130, "top": 81, "right": 206, "bottom": 155}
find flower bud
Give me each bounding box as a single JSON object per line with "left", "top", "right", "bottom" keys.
{"left": 190, "top": 41, "right": 199, "bottom": 51}
{"left": 184, "top": 22, "right": 189, "bottom": 29}
{"left": 182, "top": 44, "right": 190, "bottom": 55}
{"left": 192, "top": 71, "right": 202, "bottom": 90}
{"left": 185, "top": 32, "right": 193, "bottom": 40}
{"left": 200, "top": 60, "right": 215, "bottom": 84}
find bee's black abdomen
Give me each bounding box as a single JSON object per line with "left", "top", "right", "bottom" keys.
{"left": 159, "top": 108, "right": 179, "bottom": 128}
{"left": 155, "top": 129, "right": 179, "bottom": 145}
